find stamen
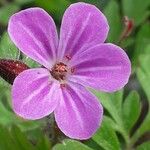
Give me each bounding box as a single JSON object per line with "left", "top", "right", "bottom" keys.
{"left": 65, "top": 55, "right": 71, "bottom": 61}
{"left": 71, "top": 67, "right": 75, "bottom": 74}
{"left": 60, "top": 84, "right": 66, "bottom": 89}
{"left": 50, "top": 62, "right": 68, "bottom": 81}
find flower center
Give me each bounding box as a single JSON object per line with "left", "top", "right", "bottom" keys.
{"left": 50, "top": 62, "right": 68, "bottom": 81}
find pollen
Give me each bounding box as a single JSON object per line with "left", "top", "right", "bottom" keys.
{"left": 50, "top": 62, "right": 68, "bottom": 81}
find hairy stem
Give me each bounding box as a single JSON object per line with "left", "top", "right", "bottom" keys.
{"left": 44, "top": 114, "right": 57, "bottom": 145}
{"left": 44, "top": 114, "right": 64, "bottom": 146}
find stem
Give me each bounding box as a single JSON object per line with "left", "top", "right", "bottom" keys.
{"left": 116, "top": 124, "right": 134, "bottom": 150}
{"left": 44, "top": 114, "right": 57, "bottom": 145}
{"left": 44, "top": 114, "right": 65, "bottom": 146}
{"left": 121, "top": 130, "right": 137, "bottom": 150}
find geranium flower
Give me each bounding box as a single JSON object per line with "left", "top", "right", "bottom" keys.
{"left": 8, "top": 2, "right": 131, "bottom": 139}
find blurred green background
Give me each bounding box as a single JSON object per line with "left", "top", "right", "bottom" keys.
{"left": 0, "top": 0, "right": 150, "bottom": 149}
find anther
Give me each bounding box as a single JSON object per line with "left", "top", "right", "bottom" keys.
{"left": 60, "top": 84, "right": 66, "bottom": 89}
{"left": 50, "top": 62, "right": 68, "bottom": 81}
{"left": 65, "top": 55, "right": 71, "bottom": 61}
{"left": 71, "top": 67, "right": 75, "bottom": 74}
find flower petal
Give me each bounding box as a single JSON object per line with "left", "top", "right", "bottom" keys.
{"left": 8, "top": 8, "right": 58, "bottom": 68}
{"left": 57, "top": 2, "right": 109, "bottom": 60}
{"left": 12, "top": 68, "right": 59, "bottom": 120}
{"left": 69, "top": 43, "right": 131, "bottom": 92}
{"left": 54, "top": 82, "right": 103, "bottom": 139}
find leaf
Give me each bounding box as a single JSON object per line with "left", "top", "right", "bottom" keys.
{"left": 137, "top": 54, "right": 150, "bottom": 100}
{"left": 104, "top": 0, "right": 122, "bottom": 43}
{"left": 0, "top": 3, "right": 20, "bottom": 25}
{"left": 0, "top": 32, "right": 19, "bottom": 59}
{"left": 53, "top": 139, "right": 93, "bottom": 150}
{"left": 0, "top": 84, "right": 41, "bottom": 131}
{"left": 23, "top": 56, "right": 40, "bottom": 68}
{"left": 93, "top": 90, "right": 123, "bottom": 125}
{"left": 11, "top": 125, "right": 36, "bottom": 150}
{"left": 123, "top": 91, "right": 141, "bottom": 133}
{"left": 122, "top": 0, "right": 150, "bottom": 26}
{"left": 137, "top": 142, "right": 150, "bottom": 150}
{"left": 133, "top": 53, "right": 150, "bottom": 142}
{"left": 92, "top": 117, "right": 120, "bottom": 150}
{"left": 93, "top": 90, "right": 143, "bottom": 144}
{"left": 131, "top": 103, "right": 150, "bottom": 142}
{"left": 0, "top": 32, "right": 39, "bottom": 68}
{"left": 14, "top": 0, "right": 34, "bottom": 5}
{"left": 120, "top": 37, "right": 134, "bottom": 48}
{"left": 35, "top": 0, "right": 70, "bottom": 22}
{"left": 0, "top": 124, "right": 53, "bottom": 150}
{"left": 80, "top": 0, "right": 109, "bottom": 10}
{"left": 36, "top": 135, "right": 52, "bottom": 150}
{"left": 133, "top": 22, "right": 150, "bottom": 67}
{"left": 83, "top": 139, "right": 102, "bottom": 150}
{"left": 0, "top": 125, "right": 19, "bottom": 150}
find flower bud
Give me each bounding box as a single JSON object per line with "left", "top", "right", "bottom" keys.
{"left": 0, "top": 59, "right": 29, "bottom": 84}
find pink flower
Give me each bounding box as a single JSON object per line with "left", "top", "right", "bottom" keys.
{"left": 8, "top": 2, "right": 131, "bottom": 139}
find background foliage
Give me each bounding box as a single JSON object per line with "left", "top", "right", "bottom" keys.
{"left": 0, "top": 0, "right": 150, "bottom": 149}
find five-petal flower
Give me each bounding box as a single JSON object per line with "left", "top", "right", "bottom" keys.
{"left": 8, "top": 2, "right": 131, "bottom": 139}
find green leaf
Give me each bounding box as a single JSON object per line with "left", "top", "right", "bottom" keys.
{"left": 93, "top": 90, "right": 142, "bottom": 144}
{"left": 135, "top": 22, "right": 150, "bottom": 55}
{"left": 133, "top": 53, "right": 150, "bottom": 143}
{"left": 0, "top": 125, "right": 20, "bottom": 150}
{"left": 0, "top": 3, "right": 20, "bottom": 25}
{"left": 83, "top": 139, "right": 102, "bottom": 150}
{"left": 92, "top": 117, "right": 120, "bottom": 150}
{"left": 11, "top": 125, "right": 35, "bottom": 150}
{"left": 0, "top": 125, "right": 53, "bottom": 150}
{"left": 122, "top": 0, "right": 150, "bottom": 26}
{"left": 137, "top": 54, "right": 150, "bottom": 100}
{"left": 0, "top": 84, "right": 41, "bottom": 131}
{"left": 133, "top": 22, "right": 150, "bottom": 67}
{"left": 133, "top": 111, "right": 150, "bottom": 142}
{"left": 0, "top": 87, "right": 19, "bottom": 125}
{"left": 23, "top": 56, "right": 40, "bottom": 68}
{"left": 0, "top": 32, "right": 39, "bottom": 68}
{"left": 137, "top": 142, "right": 150, "bottom": 150}
{"left": 104, "top": 0, "right": 121, "bottom": 43}
{"left": 144, "top": 44, "right": 150, "bottom": 54}
{"left": 14, "top": 0, "right": 34, "bottom": 5}
{"left": 35, "top": 0, "right": 70, "bottom": 22}
{"left": 80, "top": 0, "right": 109, "bottom": 10}
{"left": 120, "top": 37, "right": 134, "bottom": 48}
{"left": 93, "top": 90, "right": 123, "bottom": 125}
{"left": 0, "top": 32, "right": 19, "bottom": 59}
{"left": 36, "top": 135, "right": 52, "bottom": 150}
{"left": 123, "top": 91, "right": 141, "bottom": 132}
{"left": 53, "top": 139, "right": 93, "bottom": 150}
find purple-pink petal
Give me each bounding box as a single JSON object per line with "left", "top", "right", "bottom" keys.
{"left": 12, "top": 68, "right": 59, "bottom": 120}
{"left": 57, "top": 2, "right": 109, "bottom": 60}
{"left": 69, "top": 43, "right": 131, "bottom": 92}
{"left": 54, "top": 82, "right": 103, "bottom": 139}
{"left": 7, "top": 2, "right": 132, "bottom": 140}
{"left": 8, "top": 8, "right": 58, "bottom": 69}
